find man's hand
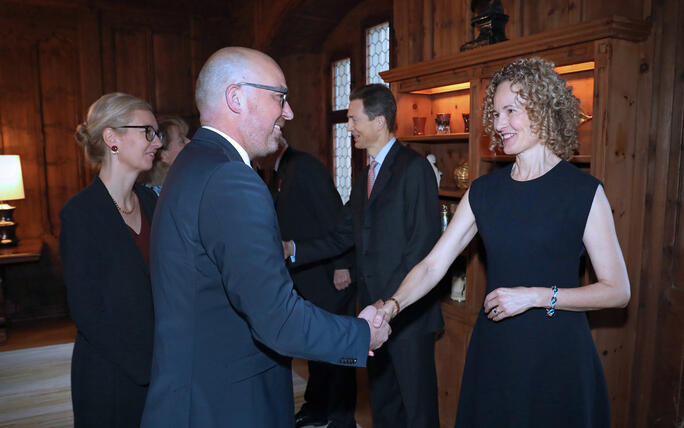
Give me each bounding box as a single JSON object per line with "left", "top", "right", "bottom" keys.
{"left": 333, "top": 269, "right": 352, "bottom": 290}
{"left": 281, "top": 240, "right": 294, "bottom": 259}
{"left": 358, "top": 304, "right": 391, "bottom": 356}
{"left": 372, "top": 300, "right": 397, "bottom": 328}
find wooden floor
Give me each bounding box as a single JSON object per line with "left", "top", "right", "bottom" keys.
{"left": 1, "top": 318, "right": 76, "bottom": 352}
{"left": 0, "top": 318, "right": 374, "bottom": 428}
{"left": 0, "top": 342, "right": 75, "bottom": 427}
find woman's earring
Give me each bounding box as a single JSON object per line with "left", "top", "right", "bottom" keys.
{"left": 111, "top": 145, "right": 119, "bottom": 155}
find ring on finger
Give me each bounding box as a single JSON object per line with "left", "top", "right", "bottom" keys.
{"left": 493, "top": 308, "right": 499, "bottom": 315}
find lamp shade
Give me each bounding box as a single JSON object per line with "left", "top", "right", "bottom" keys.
{"left": 0, "top": 155, "right": 25, "bottom": 201}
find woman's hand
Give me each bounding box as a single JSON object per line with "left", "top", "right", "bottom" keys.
{"left": 483, "top": 287, "right": 541, "bottom": 321}
{"left": 372, "top": 299, "right": 398, "bottom": 328}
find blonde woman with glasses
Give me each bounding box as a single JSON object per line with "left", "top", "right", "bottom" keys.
{"left": 60, "top": 92, "right": 162, "bottom": 427}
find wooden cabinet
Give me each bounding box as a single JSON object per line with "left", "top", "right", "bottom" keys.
{"left": 380, "top": 15, "right": 650, "bottom": 427}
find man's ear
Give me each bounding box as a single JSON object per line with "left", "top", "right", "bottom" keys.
{"left": 225, "top": 85, "right": 243, "bottom": 114}
{"left": 374, "top": 115, "right": 386, "bottom": 132}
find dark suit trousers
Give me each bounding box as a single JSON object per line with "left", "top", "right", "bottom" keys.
{"left": 367, "top": 333, "right": 440, "bottom": 428}
{"left": 304, "top": 360, "right": 356, "bottom": 424}
{"left": 301, "top": 287, "right": 357, "bottom": 425}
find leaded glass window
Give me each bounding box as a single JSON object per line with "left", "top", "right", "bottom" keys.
{"left": 366, "top": 22, "right": 390, "bottom": 85}
{"left": 333, "top": 123, "right": 352, "bottom": 203}
{"left": 332, "top": 58, "right": 351, "bottom": 111}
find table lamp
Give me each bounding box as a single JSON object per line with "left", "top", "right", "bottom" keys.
{"left": 0, "top": 155, "right": 25, "bottom": 247}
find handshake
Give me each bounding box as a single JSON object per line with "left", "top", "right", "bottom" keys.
{"left": 357, "top": 299, "right": 399, "bottom": 356}
{"left": 281, "top": 239, "right": 399, "bottom": 356}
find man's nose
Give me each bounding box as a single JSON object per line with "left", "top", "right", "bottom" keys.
{"left": 282, "top": 101, "right": 294, "bottom": 120}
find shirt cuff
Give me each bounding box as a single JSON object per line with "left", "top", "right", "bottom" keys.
{"left": 289, "top": 241, "right": 296, "bottom": 263}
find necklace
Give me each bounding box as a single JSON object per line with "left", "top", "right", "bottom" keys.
{"left": 112, "top": 196, "right": 135, "bottom": 215}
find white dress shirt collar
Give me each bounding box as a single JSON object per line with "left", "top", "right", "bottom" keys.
{"left": 202, "top": 126, "right": 251, "bottom": 168}
{"left": 369, "top": 137, "right": 396, "bottom": 173}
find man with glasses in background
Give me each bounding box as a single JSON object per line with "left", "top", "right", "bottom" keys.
{"left": 141, "top": 47, "right": 391, "bottom": 428}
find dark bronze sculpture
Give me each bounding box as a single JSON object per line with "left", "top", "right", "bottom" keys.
{"left": 460, "top": 0, "right": 509, "bottom": 51}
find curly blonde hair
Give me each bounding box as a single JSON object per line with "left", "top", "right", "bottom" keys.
{"left": 482, "top": 57, "right": 581, "bottom": 160}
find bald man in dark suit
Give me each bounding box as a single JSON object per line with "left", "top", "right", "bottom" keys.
{"left": 142, "top": 47, "right": 390, "bottom": 428}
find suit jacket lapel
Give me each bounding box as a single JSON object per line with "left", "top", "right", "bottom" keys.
{"left": 91, "top": 176, "right": 150, "bottom": 277}
{"left": 136, "top": 183, "right": 156, "bottom": 224}
{"left": 367, "top": 142, "right": 399, "bottom": 207}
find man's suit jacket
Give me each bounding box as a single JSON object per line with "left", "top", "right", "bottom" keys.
{"left": 60, "top": 176, "right": 157, "bottom": 426}
{"left": 295, "top": 141, "right": 444, "bottom": 340}
{"left": 273, "top": 147, "right": 354, "bottom": 314}
{"left": 141, "top": 128, "right": 370, "bottom": 428}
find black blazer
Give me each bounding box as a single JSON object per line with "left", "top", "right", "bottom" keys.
{"left": 60, "top": 176, "right": 157, "bottom": 425}
{"left": 273, "top": 146, "right": 354, "bottom": 313}
{"left": 141, "top": 128, "right": 370, "bottom": 428}
{"left": 295, "top": 141, "right": 444, "bottom": 340}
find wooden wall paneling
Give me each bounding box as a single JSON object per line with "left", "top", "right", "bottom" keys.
{"left": 393, "top": 0, "right": 426, "bottom": 66}
{"left": 279, "top": 53, "right": 327, "bottom": 163}
{"left": 658, "top": 6, "right": 684, "bottom": 423}
{"left": 502, "top": 0, "right": 523, "bottom": 40}
{"left": 0, "top": 42, "right": 50, "bottom": 240}
{"left": 188, "top": 14, "right": 239, "bottom": 129}
{"left": 468, "top": 75, "right": 484, "bottom": 180}
{"left": 0, "top": 0, "right": 245, "bottom": 324}
{"left": 153, "top": 32, "right": 194, "bottom": 117}
{"left": 0, "top": 38, "right": 71, "bottom": 322}
{"left": 582, "top": 0, "right": 646, "bottom": 21}
{"left": 626, "top": 25, "right": 660, "bottom": 428}
{"left": 521, "top": 0, "right": 575, "bottom": 36}
{"left": 77, "top": 4, "right": 103, "bottom": 185}
{"left": 38, "top": 34, "right": 85, "bottom": 237}
{"left": 434, "top": 309, "right": 472, "bottom": 427}
{"left": 189, "top": 16, "right": 204, "bottom": 95}
{"left": 422, "top": 0, "right": 434, "bottom": 62}
{"left": 111, "top": 28, "right": 152, "bottom": 103}
{"left": 568, "top": 0, "right": 583, "bottom": 25}
{"left": 0, "top": 2, "right": 84, "bottom": 322}
{"left": 589, "top": 41, "right": 609, "bottom": 182}
{"left": 651, "top": 288, "right": 684, "bottom": 426}
{"left": 587, "top": 39, "right": 647, "bottom": 428}
{"left": 253, "top": 0, "right": 298, "bottom": 50}
{"left": 630, "top": 0, "right": 684, "bottom": 424}
{"left": 431, "top": 0, "right": 469, "bottom": 59}
{"left": 628, "top": 4, "right": 674, "bottom": 425}
{"left": 101, "top": 11, "right": 199, "bottom": 120}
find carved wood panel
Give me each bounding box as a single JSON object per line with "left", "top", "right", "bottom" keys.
{"left": 101, "top": 11, "right": 195, "bottom": 115}
{"left": 431, "top": 0, "right": 471, "bottom": 59}
{"left": 39, "top": 36, "right": 87, "bottom": 237}
{"left": 153, "top": 32, "right": 194, "bottom": 117}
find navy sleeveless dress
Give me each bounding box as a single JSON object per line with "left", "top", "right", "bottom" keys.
{"left": 455, "top": 160, "right": 610, "bottom": 427}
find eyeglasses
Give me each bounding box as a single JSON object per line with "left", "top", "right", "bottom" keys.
{"left": 237, "top": 82, "right": 288, "bottom": 108}
{"left": 114, "top": 125, "right": 163, "bottom": 142}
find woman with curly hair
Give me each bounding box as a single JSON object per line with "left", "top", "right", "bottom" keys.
{"left": 373, "top": 57, "right": 630, "bottom": 426}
